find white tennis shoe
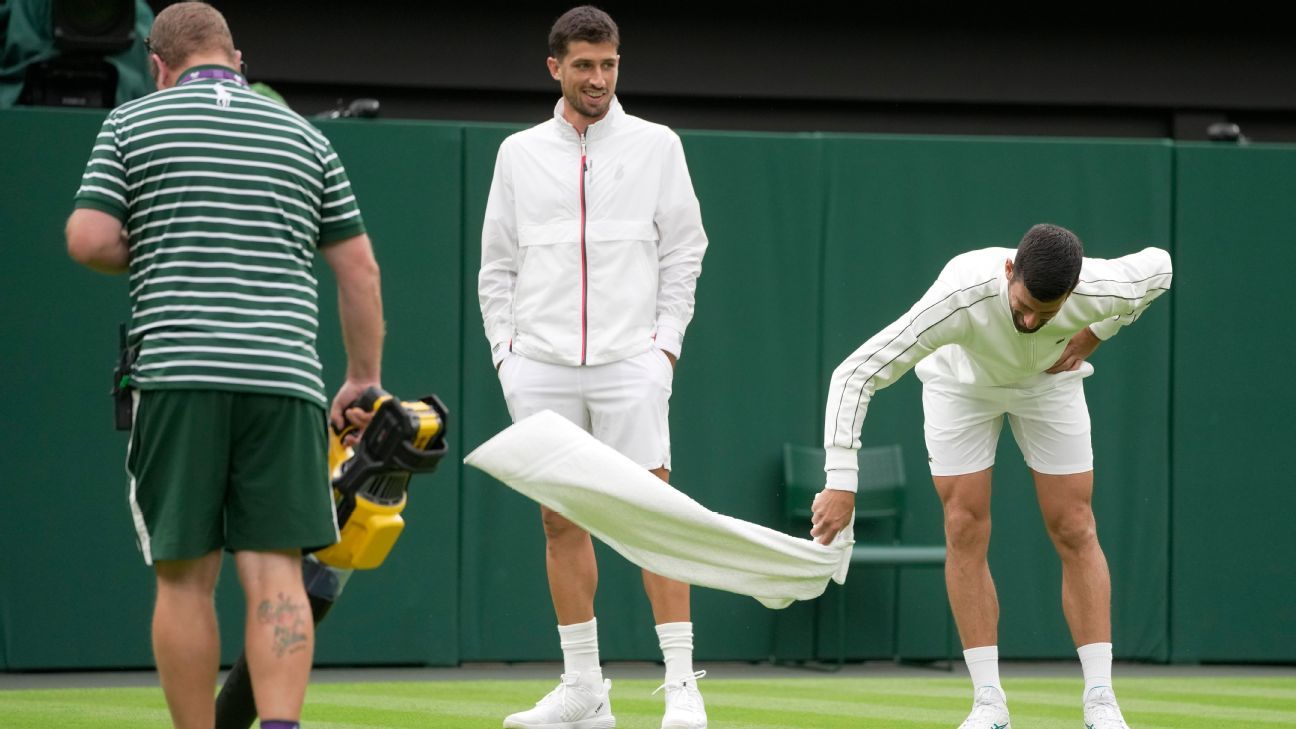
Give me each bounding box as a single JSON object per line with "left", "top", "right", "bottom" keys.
{"left": 653, "top": 670, "right": 708, "bottom": 729}
{"left": 957, "top": 685, "right": 1011, "bottom": 729}
{"left": 502, "top": 671, "right": 616, "bottom": 729}
{"left": 1083, "top": 686, "right": 1131, "bottom": 729}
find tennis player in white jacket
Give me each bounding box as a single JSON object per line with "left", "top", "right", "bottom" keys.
{"left": 812, "top": 224, "right": 1171, "bottom": 729}
{"left": 478, "top": 7, "right": 709, "bottom": 729}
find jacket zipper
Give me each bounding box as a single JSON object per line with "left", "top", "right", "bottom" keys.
{"left": 579, "top": 132, "right": 588, "bottom": 365}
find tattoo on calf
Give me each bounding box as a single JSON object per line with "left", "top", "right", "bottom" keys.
{"left": 256, "top": 592, "right": 309, "bottom": 657}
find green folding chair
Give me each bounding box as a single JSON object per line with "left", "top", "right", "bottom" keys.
{"left": 774, "top": 443, "right": 954, "bottom": 670}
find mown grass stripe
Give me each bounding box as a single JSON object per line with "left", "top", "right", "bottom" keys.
{"left": 1117, "top": 683, "right": 1296, "bottom": 702}
{"left": 0, "top": 693, "right": 172, "bottom": 729}
{"left": 0, "top": 676, "right": 1291, "bottom": 729}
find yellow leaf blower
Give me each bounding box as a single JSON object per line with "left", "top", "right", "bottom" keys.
{"left": 215, "top": 387, "right": 448, "bottom": 729}
{"left": 314, "top": 388, "right": 447, "bottom": 570}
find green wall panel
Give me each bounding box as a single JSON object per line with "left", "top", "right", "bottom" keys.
{"left": 667, "top": 130, "right": 827, "bottom": 660}
{"left": 1170, "top": 144, "right": 1296, "bottom": 662}
{"left": 0, "top": 108, "right": 153, "bottom": 670}
{"left": 457, "top": 123, "right": 555, "bottom": 663}
{"left": 818, "top": 135, "right": 1173, "bottom": 660}
{"left": 5, "top": 105, "right": 1291, "bottom": 668}
{"left": 305, "top": 119, "right": 465, "bottom": 666}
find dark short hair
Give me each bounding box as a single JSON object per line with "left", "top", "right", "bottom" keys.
{"left": 148, "top": 1, "right": 235, "bottom": 68}
{"left": 1013, "top": 223, "right": 1084, "bottom": 301}
{"left": 548, "top": 5, "right": 619, "bottom": 59}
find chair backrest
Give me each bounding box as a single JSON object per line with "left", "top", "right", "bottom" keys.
{"left": 781, "top": 443, "right": 907, "bottom": 526}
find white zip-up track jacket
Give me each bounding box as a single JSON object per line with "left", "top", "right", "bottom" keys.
{"left": 823, "top": 246, "right": 1173, "bottom": 490}
{"left": 479, "top": 98, "right": 708, "bottom": 368}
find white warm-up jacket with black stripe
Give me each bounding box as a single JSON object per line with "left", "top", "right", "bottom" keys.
{"left": 823, "top": 246, "right": 1173, "bottom": 491}
{"left": 479, "top": 98, "right": 708, "bottom": 368}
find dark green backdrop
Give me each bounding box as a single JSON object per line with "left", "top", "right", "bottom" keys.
{"left": 1, "top": 108, "right": 1290, "bottom": 670}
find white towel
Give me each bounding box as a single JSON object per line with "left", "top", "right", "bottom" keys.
{"left": 464, "top": 410, "right": 854, "bottom": 609}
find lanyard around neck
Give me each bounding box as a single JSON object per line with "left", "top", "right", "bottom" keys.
{"left": 177, "top": 68, "right": 248, "bottom": 87}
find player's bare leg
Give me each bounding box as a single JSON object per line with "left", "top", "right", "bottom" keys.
{"left": 1032, "top": 469, "right": 1129, "bottom": 728}
{"left": 502, "top": 507, "right": 614, "bottom": 729}
{"left": 934, "top": 468, "right": 998, "bottom": 649}
{"left": 643, "top": 467, "right": 705, "bottom": 729}
{"left": 1033, "top": 469, "right": 1110, "bottom": 644}
{"left": 935, "top": 468, "right": 1010, "bottom": 728}
{"left": 641, "top": 467, "right": 691, "bottom": 624}
{"left": 542, "top": 506, "right": 599, "bottom": 625}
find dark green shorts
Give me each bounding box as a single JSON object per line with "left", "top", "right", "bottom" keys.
{"left": 126, "top": 389, "right": 338, "bottom": 563}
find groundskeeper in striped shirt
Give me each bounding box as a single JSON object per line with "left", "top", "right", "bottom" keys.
{"left": 73, "top": 65, "right": 365, "bottom": 408}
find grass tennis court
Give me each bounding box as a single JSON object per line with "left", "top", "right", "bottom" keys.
{"left": 2, "top": 675, "right": 1292, "bottom": 728}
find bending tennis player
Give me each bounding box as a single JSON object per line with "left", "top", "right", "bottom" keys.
{"left": 813, "top": 224, "right": 1171, "bottom": 729}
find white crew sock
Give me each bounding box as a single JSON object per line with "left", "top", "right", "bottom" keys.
{"left": 1077, "top": 641, "right": 1114, "bottom": 698}
{"left": 558, "top": 618, "right": 601, "bottom": 677}
{"left": 964, "top": 645, "right": 1005, "bottom": 698}
{"left": 655, "top": 621, "right": 695, "bottom": 683}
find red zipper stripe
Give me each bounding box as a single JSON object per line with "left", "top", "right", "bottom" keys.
{"left": 579, "top": 135, "right": 588, "bottom": 365}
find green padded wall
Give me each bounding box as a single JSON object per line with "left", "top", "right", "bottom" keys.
{"left": 648, "top": 130, "right": 828, "bottom": 660}
{"left": 457, "top": 123, "right": 556, "bottom": 662}
{"left": 305, "top": 119, "right": 465, "bottom": 666}
{"left": 818, "top": 135, "right": 1174, "bottom": 660}
{"left": 7, "top": 105, "right": 1295, "bottom": 668}
{"left": 1170, "top": 144, "right": 1296, "bottom": 662}
{"left": 0, "top": 108, "right": 151, "bottom": 670}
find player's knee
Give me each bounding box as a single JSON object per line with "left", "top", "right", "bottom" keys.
{"left": 541, "top": 508, "right": 587, "bottom": 544}
{"left": 943, "top": 507, "right": 990, "bottom": 552}
{"left": 1047, "top": 511, "right": 1097, "bottom": 553}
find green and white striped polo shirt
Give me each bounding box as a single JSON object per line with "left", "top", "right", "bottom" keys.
{"left": 73, "top": 65, "right": 365, "bottom": 408}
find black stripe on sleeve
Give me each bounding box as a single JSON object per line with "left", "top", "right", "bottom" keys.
{"left": 832, "top": 281, "right": 998, "bottom": 448}
{"left": 1076, "top": 272, "right": 1173, "bottom": 287}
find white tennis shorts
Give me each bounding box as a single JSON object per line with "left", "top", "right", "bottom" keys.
{"left": 498, "top": 348, "right": 674, "bottom": 470}
{"left": 921, "top": 365, "right": 1094, "bottom": 477}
